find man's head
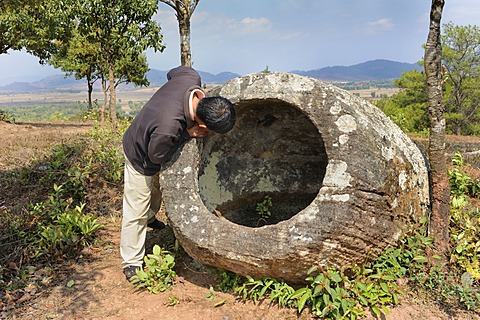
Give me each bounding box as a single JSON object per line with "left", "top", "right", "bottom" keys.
{"left": 196, "top": 96, "right": 236, "bottom": 134}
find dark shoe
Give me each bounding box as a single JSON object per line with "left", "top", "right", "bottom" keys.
{"left": 147, "top": 219, "right": 166, "bottom": 230}
{"left": 123, "top": 266, "right": 141, "bottom": 281}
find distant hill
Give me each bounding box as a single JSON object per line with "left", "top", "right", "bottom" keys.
{"left": 0, "top": 75, "right": 84, "bottom": 94}
{"left": 143, "top": 69, "right": 240, "bottom": 87}
{"left": 0, "top": 60, "right": 422, "bottom": 94}
{"left": 0, "top": 70, "right": 241, "bottom": 94}
{"left": 0, "top": 82, "right": 39, "bottom": 93}
{"left": 199, "top": 71, "right": 240, "bottom": 85}
{"left": 291, "top": 59, "right": 422, "bottom": 81}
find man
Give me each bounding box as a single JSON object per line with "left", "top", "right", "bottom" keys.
{"left": 120, "top": 66, "right": 236, "bottom": 281}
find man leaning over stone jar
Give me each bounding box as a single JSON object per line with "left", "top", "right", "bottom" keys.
{"left": 120, "top": 65, "right": 236, "bottom": 281}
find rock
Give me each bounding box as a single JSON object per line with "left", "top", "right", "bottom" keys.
{"left": 160, "top": 72, "right": 430, "bottom": 284}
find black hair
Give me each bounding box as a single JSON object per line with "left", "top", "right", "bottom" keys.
{"left": 196, "top": 96, "right": 236, "bottom": 134}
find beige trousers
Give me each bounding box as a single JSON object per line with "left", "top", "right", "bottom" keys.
{"left": 120, "top": 156, "right": 162, "bottom": 268}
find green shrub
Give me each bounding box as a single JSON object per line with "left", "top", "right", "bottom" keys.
{"left": 131, "top": 245, "right": 177, "bottom": 294}
{"left": 217, "top": 269, "right": 243, "bottom": 293}
{"left": 26, "top": 184, "right": 102, "bottom": 259}
{"left": 86, "top": 121, "right": 126, "bottom": 183}
{"left": 256, "top": 195, "right": 273, "bottom": 220}
{"left": 0, "top": 103, "right": 89, "bottom": 122}
{"left": 448, "top": 153, "right": 480, "bottom": 280}
{"left": 219, "top": 214, "right": 480, "bottom": 317}
{"left": 34, "top": 203, "right": 103, "bottom": 258}
{"left": 0, "top": 109, "right": 15, "bottom": 123}
{"left": 0, "top": 119, "right": 119, "bottom": 298}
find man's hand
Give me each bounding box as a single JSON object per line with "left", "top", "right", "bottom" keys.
{"left": 187, "top": 123, "right": 210, "bottom": 138}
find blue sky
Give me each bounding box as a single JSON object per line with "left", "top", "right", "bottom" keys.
{"left": 1, "top": 0, "right": 479, "bottom": 85}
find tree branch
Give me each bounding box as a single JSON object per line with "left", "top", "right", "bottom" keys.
{"left": 159, "top": 0, "right": 177, "bottom": 11}
{"left": 191, "top": 0, "right": 200, "bottom": 13}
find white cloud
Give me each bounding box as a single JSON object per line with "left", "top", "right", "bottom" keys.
{"left": 366, "top": 18, "right": 394, "bottom": 34}
{"left": 240, "top": 17, "right": 272, "bottom": 32}
{"left": 444, "top": 1, "right": 480, "bottom": 26}
{"left": 192, "top": 13, "right": 297, "bottom": 41}
{"left": 154, "top": 9, "right": 178, "bottom": 27}
{"left": 368, "top": 18, "right": 394, "bottom": 30}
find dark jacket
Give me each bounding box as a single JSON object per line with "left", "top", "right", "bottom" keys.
{"left": 122, "top": 66, "right": 202, "bottom": 176}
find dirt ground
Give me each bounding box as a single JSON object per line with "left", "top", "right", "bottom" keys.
{"left": 1, "top": 121, "right": 480, "bottom": 320}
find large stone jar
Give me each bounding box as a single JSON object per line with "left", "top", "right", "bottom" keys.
{"left": 160, "top": 72, "right": 430, "bottom": 284}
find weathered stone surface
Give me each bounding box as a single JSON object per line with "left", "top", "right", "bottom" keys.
{"left": 160, "top": 72, "right": 430, "bottom": 284}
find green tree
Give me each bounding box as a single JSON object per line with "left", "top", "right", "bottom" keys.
{"left": 0, "top": 0, "right": 74, "bottom": 61}
{"left": 425, "top": 0, "right": 450, "bottom": 261}
{"left": 376, "top": 69, "right": 428, "bottom": 133}
{"left": 442, "top": 22, "right": 480, "bottom": 135}
{"left": 0, "top": 0, "right": 29, "bottom": 53}
{"left": 51, "top": 29, "right": 151, "bottom": 121}
{"left": 114, "top": 49, "right": 150, "bottom": 89}
{"left": 50, "top": 32, "right": 102, "bottom": 110}
{"left": 106, "top": 48, "right": 150, "bottom": 122}
{"left": 77, "top": 0, "right": 165, "bottom": 123}
{"left": 377, "top": 23, "right": 480, "bottom": 137}
{"left": 160, "top": 0, "right": 200, "bottom": 67}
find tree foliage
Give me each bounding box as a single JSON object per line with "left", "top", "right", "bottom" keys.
{"left": 377, "top": 23, "right": 480, "bottom": 137}
{"left": 442, "top": 23, "right": 480, "bottom": 135}
{"left": 376, "top": 69, "right": 428, "bottom": 133}
{"left": 1, "top": 0, "right": 165, "bottom": 123}
{"left": 63, "top": 0, "right": 165, "bottom": 123}
{"left": 50, "top": 31, "right": 103, "bottom": 110}
{"left": 0, "top": 0, "right": 72, "bottom": 60}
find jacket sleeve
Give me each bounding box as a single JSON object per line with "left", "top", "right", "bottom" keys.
{"left": 147, "top": 131, "right": 176, "bottom": 165}
{"left": 147, "top": 129, "right": 190, "bottom": 166}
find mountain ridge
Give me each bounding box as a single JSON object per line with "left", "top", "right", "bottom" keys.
{"left": 0, "top": 59, "right": 422, "bottom": 94}
{"left": 291, "top": 59, "right": 422, "bottom": 81}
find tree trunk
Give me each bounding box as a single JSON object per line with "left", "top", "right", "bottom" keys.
{"left": 160, "top": 1, "right": 199, "bottom": 67}
{"left": 455, "top": 92, "right": 462, "bottom": 135}
{"left": 87, "top": 79, "right": 93, "bottom": 110}
{"left": 178, "top": 15, "right": 192, "bottom": 67}
{"left": 424, "top": 0, "right": 450, "bottom": 260}
{"left": 101, "top": 77, "right": 107, "bottom": 123}
{"left": 108, "top": 62, "right": 117, "bottom": 124}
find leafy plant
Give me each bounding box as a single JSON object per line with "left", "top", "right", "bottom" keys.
{"left": 86, "top": 121, "right": 126, "bottom": 183}
{"left": 166, "top": 294, "right": 180, "bottom": 306}
{"left": 256, "top": 195, "right": 273, "bottom": 220}
{"left": 234, "top": 276, "right": 276, "bottom": 304}
{"left": 449, "top": 153, "right": 480, "bottom": 198}
{"left": 33, "top": 201, "right": 103, "bottom": 258}
{"left": 224, "top": 222, "right": 438, "bottom": 319}
{"left": 205, "top": 285, "right": 217, "bottom": 300}
{"left": 205, "top": 285, "right": 228, "bottom": 307}
{"left": 0, "top": 137, "right": 104, "bottom": 291}
{"left": 268, "top": 278, "right": 296, "bottom": 307}
{"left": 217, "top": 269, "right": 244, "bottom": 293}
{"left": 0, "top": 119, "right": 120, "bottom": 302}
{"left": 456, "top": 272, "right": 480, "bottom": 310}
{"left": 448, "top": 153, "right": 480, "bottom": 281}
{"left": 304, "top": 268, "right": 367, "bottom": 319}
{"left": 81, "top": 107, "right": 101, "bottom": 121}
{"left": 0, "top": 109, "right": 15, "bottom": 123}
{"left": 131, "top": 245, "right": 176, "bottom": 294}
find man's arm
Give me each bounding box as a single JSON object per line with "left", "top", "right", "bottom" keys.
{"left": 147, "top": 132, "right": 177, "bottom": 165}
